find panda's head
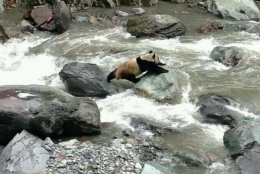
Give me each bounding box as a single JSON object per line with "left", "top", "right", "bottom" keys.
{"left": 140, "top": 51, "right": 166, "bottom": 66}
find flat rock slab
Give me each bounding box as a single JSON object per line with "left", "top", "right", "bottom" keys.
{"left": 0, "top": 130, "right": 50, "bottom": 174}
{"left": 127, "top": 14, "right": 186, "bottom": 38}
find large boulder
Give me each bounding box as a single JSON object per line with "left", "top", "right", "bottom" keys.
{"left": 236, "top": 146, "right": 260, "bottom": 174}
{"left": 59, "top": 62, "right": 115, "bottom": 97}
{"left": 0, "top": 85, "right": 100, "bottom": 145}
{"left": 134, "top": 70, "right": 188, "bottom": 104}
{"left": 127, "top": 15, "right": 186, "bottom": 38}
{"left": 0, "top": 130, "right": 50, "bottom": 174}
{"left": 197, "top": 93, "right": 242, "bottom": 125}
{"left": 223, "top": 119, "right": 260, "bottom": 158}
{"left": 209, "top": 46, "right": 244, "bottom": 66}
{"left": 207, "top": 0, "right": 260, "bottom": 21}
{"left": 31, "top": 7, "right": 56, "bottom": 31}
{"left": 53, "top": 1, "right": 72, "bottom": 34}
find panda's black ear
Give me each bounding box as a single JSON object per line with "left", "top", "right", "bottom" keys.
{"left": 149, "top": 51, "right": 153, "bottom": 53}
{"left": 153, "top": 53, "right": 155, "bottom": 59}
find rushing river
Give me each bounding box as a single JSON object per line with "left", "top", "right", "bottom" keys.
{"left": 2, "top": 4, "right": 260, "bottom": 173}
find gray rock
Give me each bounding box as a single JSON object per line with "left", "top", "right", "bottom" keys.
{"left": 53, "top": 1, "right": 72, "bottom": 34}
{"left": 224, "top": 119, "right": 260, "bottom": 158}
{"left": 197, "top": 93, "right": 242, "bottom": 125}
{"left": 132, "top": 8, "right": 145, "bottom": 15}
{"left": 134, "top": 70, "right": 188, "bottom": 103}
{"left": 115, "top": 10, "right": 129, "bottom": 17}
{"left": 236, "top": 146, "right": 260, "bottom": 174}
{"left": 141, "top": 161, "right": 172, "bottom": 174}
{"left": 210, "top": 46, "right": 243, "bottom": 66}
{"left": 207, "top": 0, "right": 260, "bottom": 21}
{"left": 0, "top": 0, "right": 4, "bottom": 12}
{"left": 75, "top": 16, "right": 88, "bottom": 22}
{"left": 21, "top": 19, "right": 34, "bottom": 34}
{"left": 59, "top": 62, "right": 115, "bottom": 97}
{"left": 127, "top": 14, "right": 186, "bottom": 38}
{"left": 0, "top": 85, "right": 100, "bottom": 145}
{"left": 0, "top": 130, "right": 50, "bottom": 174}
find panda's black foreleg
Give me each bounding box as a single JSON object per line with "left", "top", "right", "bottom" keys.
{"left": 107, "top": 70, "right": 116, "bottom": 83}
{"left": 125, "top": 74, "right": 140, "bottom": 83}
{"left": 155, "top": 66, "right": 169, "bottom": 74}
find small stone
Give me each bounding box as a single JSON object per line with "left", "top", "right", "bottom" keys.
{"left": 115, "top": 161, "right": 120, "bottom": 167}
{"left": 126, "top": 143, "right": 133, "bottom": 148}
{"left": 143, "top": 142, "right": 150, "bottom": 147}
{"left": 135, "top": 163, "right": 142, "bottom": 169}
{"left": 103, "top": 161, "right": 109, "bottom": 165}
{"left": 57, "top": 163, "right": 66, "bottom": 168}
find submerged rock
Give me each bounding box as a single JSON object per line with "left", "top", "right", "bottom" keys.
{"left": 210, "top": 46, "right": 243, "bottom": 66}
{"left": 141, "top": 161, "right": 173, "bottom": 174}
{"left": 0, "top": 130, "right": 50, "bottom": 174}
{"left": 0, "top": 85, "right": 100, "bottom": 145}
{"left": 172, "top": 151, "right": 211, "bottom": 167}
{"left": 197, "top": 93, "right": 242, "bottom": 125}
{"left": 134, "top": 70, "right": 188, "bottom": 104}
{"left": 207, "top": 0, "right": 260, "bottom": 21}
{"left": 236, "top": 146, "right": 260, "bottom": 174}
{"left": 59, "top": 62, "right": 116, "bottom": 97}
{"left": 223, "top": 119, "right": 260, "bottom": 158}
{"left": 127, "top": 14, "right": 186, "bottom": 38}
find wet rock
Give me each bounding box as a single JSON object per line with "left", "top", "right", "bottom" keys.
{"left": 101, "top": 0, "right": 116, "bottom": 7}
{"left": 197, "top": 93, "right": 242, "bottom": 125}
{"left": 53, "top": 1, "right": 72, "bottom": 34}
{"left": 115, "top": 10, "right": 129, "bottom": 17}
{"left": 0, "top": 25, "right": 10, "bottom": 43}
{"left": 172, "top": 151, "right": 211, "bottom": 167}
{"left": 0, "top": 85, "right": 100, "bottom": 145}
{"left": 127, "top": 14, "right": 186, "bottom": 38}
{"left": 59, "top": 62, "right": 115, "bottom": 97}
{"left": 236, "top": 146, "right": 260, "bottom": 174}
{"left": 0, "top": 130, "right": 50, "bottom": 174}
{"left": 31, "top": 7, "right": 56, "bottom": 31}
{"left": 207, "top": 0, "right": 260, "bottom": 21}
{"left": 128, "top": 116, "right": 174, "bottom": 135}
{"left": 132, "top": 7, "right": 145, "bottom": 15}
{"left": 134, "top": 70, "right": 188, "bottom": 104}
{"left": 21, "top": 19, "right": 34, "bottom": 34}
{"left": 141, "top": 161, "right": 173, "bottom": 174}
{"left": 122, "top": 128, "right": 133, "bottom": 137}
{"left": 210, "top": 46, "right": 243, "bottom": 66}
{"left": 223, "top": 119, "right": 260, "bottom": 158}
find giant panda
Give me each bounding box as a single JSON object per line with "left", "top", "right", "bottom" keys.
{"left": 107, "top": 51, "right": 169, "bottom": 83}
